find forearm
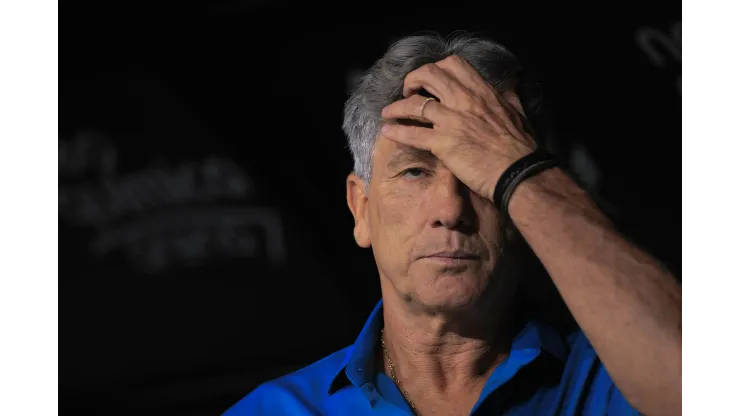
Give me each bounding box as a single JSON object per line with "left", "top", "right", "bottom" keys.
{"left": 508, "top": 167, "right": 681, "bottom": 416}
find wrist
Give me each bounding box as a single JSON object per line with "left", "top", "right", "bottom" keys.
{"left": 492, "top": 150, "right": 559, "bottom": 221}
{"left": 507, "top": 167, "right": 574, "bottom": 224}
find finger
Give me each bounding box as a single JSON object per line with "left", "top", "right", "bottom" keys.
{"left": 381, "top": 94, "right": 450, "bottom": 124}
{"left": 402, "top": 63, "right": 463, "bottom": 102}
{"left": 432, "top": 56, "right": 521, "bottom": 129}
{"left": 500, "top": 91, "right": 529, "bottom": 132}
{"left": 502, "top": 90, "right": 525, "bottom": 115}
{"left": 502, "top": 91, "right": 537, "bottom": 137}
{"left": 435, "top": 55, "right": 492, "bottom": 95}
{"left": 379, "top": 123, "right": 437, "bottom": 152}
{"left": 435, "top": 55, "right": 508, "bottom": 115}
{"left": 433, "top": 56, "right": 522, "bottom": 120}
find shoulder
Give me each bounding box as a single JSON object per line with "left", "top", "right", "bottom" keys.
{"left": 562, "top": 330, "right": 639, "bottom": 415}
{"left": 222, "top": 346, "right": 352, "bottom": 416}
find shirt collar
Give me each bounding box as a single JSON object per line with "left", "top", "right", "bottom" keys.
{"left": 329, "top": 300, "right": 383, "bottom": 392}
{"left": 329, "top": 299, "right": 568, "bottom": 394}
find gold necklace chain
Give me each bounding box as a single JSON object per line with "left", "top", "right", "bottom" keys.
{"left": 380, "top": 329, "right": 419, "bottom": 414}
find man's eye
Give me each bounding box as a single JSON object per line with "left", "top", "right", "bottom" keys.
{"left": 401, "top": 168, "right": 428, "bottom": 179}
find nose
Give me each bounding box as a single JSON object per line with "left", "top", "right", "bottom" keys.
{"left": 427, "top": 170, "right": 476, "bottom": 231}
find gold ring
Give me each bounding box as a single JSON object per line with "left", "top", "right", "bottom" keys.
{"left": 419, "top": 97, "right": 435, "bottom": 119}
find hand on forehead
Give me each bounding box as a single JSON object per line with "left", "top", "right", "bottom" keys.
{"left": 377, "top": 54, "right": 536, "bottom": 199}
{"left": 383, "top": 55, "right": 524, "bottom": 122}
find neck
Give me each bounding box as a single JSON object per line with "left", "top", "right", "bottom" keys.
{"left": 379, "top": 285, "right": 519, "bottom": 397}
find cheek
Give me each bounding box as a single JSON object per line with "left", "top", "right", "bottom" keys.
{"left": 373, "top": 185, "right": 421, "bottom": 228}
{"left": 476, "top": 204, "right": 504, "bottom": 253}
{"left": 368, "top": 188, "right": 428, "bottom": 266}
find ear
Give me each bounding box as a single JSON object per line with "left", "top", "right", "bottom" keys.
{"left": 346, "top": 173, "right": 371, "bottom": 248}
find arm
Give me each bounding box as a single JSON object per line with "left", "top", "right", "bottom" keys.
{"left": 509, "top": 167, "right": 681, "bottom": 416}
{"left": 379, "top": 54, "right": 681, "bottom": 416}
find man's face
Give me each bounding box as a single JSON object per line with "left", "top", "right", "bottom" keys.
{"left": 347, "top": 135, "right": 504, "bottom": 312}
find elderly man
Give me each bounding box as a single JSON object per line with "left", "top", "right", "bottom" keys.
{"left": 224, "top": 34, "right": 681, "bottom": 416}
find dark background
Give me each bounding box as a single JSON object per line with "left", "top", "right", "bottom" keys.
{"left": 60, "top": 2, "right": 680, "bottom": 415}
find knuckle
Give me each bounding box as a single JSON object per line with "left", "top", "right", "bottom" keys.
{"left": 460, "top": 95, "right": 481, "bottom": 113}
{"left": 420, "top": 63, "right": 438, "bottom": 75}
{"left": 445, "top": 55, "right": 465, "bottom": 65}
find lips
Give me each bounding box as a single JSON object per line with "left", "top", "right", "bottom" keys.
{"left": 421, "top": 250, "right": 480, "bottom": 260}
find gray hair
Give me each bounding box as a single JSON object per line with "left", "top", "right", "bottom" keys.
{"left": 342, "top": 33, "right": 530, "bottom": 184}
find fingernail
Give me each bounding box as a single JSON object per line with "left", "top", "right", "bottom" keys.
{"left": 381, "top": 125, "right": 391, "bottom": 134}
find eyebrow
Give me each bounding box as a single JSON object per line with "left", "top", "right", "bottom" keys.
{"left": 386, "top": 147, "right": 436, "bottom": 171}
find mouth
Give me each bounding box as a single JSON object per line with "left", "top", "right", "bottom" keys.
{"left": 420, "top": 251, "right": 480, "bottom": 262}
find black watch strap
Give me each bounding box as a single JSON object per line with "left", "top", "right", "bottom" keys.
{"left": 493, "top": 150, "right": 558, "bottom": 217}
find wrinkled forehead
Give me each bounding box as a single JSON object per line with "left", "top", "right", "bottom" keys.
{"left": 373, "top": 141, "right": 436, "bottom": 175}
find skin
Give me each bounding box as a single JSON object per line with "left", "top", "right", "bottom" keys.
{"left": 347, "top": 136, "right": 513, "bottom": 415}
{"left": 346, "top": 55, "right": 681, "bottom": 416}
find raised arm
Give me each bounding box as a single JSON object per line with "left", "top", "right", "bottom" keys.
{"left": 379, "top": 55, "right": 681, "bottom": 416}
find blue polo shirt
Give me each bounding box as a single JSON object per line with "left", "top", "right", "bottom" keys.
{"left": 224, "top": 300, "right": 638, "bottom": 415}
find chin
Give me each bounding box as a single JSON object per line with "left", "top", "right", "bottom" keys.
{"left": 411, "top": 268, "right": 488, "bottom": 311}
